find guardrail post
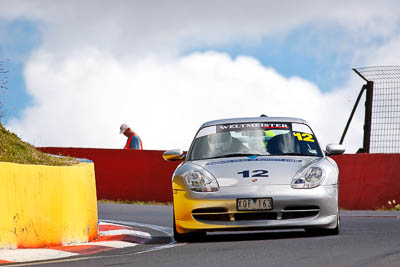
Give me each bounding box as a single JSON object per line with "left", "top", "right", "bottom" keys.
{"left": 363, "top": 81, "right": 374, "bottom": 153}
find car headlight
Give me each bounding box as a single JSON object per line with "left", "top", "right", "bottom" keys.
{"left": 291, "top": 166, "right": 325, "bottom": 189}
{"left": 182, "top": 169, "right": 219, "bottom": 192}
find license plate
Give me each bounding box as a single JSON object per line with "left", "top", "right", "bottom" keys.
{"left": 237, "top": 198, "right": 273, "bottom": 211}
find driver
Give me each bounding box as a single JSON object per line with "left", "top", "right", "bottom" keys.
{"left": 207, "top": 132, "right": 233, "bottom": 153}
{"left": 207, "top": 131, "right": 251, "bottom": 157}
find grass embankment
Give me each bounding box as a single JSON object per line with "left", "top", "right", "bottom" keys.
{"left": 0, "top": 122, "right": 77, "bottom": 166}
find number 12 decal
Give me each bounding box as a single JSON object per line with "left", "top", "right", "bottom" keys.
{"left": 293, "top": 132, "right": 315, "bottom": 142}
{"left": 237, "top": 170, "right": 269, "bottom": 178}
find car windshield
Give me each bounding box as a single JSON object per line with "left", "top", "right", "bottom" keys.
{"left": 188, "top": 122, "right": 323, "bottom": 161}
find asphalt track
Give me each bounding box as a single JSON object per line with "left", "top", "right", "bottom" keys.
{"left": 15, "top": 203, "right": 400, "bottom": 267}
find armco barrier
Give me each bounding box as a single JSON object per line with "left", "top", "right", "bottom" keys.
{"left": 39, "top": 148, "right": 181, "bottom": 202}
{"left": 38, "top": 148, "right": 400, "bottom": 210}
{"left": 0, "top": 161, "right": 98, "bottom": 248}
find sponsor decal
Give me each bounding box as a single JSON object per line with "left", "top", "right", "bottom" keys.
{"left": 206, "top": 158, "right": 302, "bottom": 166}
{"left": 217, "top": 123, "right": 290, "bottom": 132}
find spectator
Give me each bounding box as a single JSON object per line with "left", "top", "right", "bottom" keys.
{"left": 120, "top": 123, "right": 143, "bottom": 150}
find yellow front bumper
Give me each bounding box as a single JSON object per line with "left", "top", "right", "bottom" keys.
{"left": 173, "top": 184, "right": 338, "bottom": 234}
{"left": 173, "top": 189, "right": 237, "bottom": 233}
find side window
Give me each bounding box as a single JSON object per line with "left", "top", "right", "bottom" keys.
{"left": 292, "top": 123, "right": 320, "bottom": 156}
{"left": 190, "top": 136, "right": 208, "bottom": 160}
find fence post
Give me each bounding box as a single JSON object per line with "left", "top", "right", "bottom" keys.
{"left": 363, "top": 81, "right": 374, "bottom": 153}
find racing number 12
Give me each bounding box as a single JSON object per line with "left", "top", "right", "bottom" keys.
{"left": 238, "top": 170, "right": 269, "bottom": 178}
{"left": 293, "top": 132, "right": 315, "bottom": 142}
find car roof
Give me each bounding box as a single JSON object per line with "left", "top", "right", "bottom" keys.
{"left": 200, "top": 117, "right": 308, "bottom": 128}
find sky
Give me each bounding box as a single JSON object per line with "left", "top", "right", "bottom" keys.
{"left": 0, "top": 0, "right": 399, "bottom": 152}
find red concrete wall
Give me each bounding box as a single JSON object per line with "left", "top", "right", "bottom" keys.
{"left": 39, "top": 147, "right": 400, "bottom": 209}
{"left": 39, "top": 147, "right": 180, "bottom": 202}
{"left": 331, "top": 153, "right": 400, "bottom": 210}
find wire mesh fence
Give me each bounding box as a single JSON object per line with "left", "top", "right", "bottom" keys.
{"left": 354, "top": 66, "right": 400, "bottom": 153}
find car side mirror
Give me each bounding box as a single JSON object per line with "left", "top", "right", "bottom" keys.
{"left": 325, "top": 144, "right": 345, "bottom": 155}
{"left": 162, "top": 149, "right": 186, "bottom": 161}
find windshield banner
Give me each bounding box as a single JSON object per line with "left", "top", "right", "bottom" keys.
{"left": 216, "top": 122, "right": 291, "bottom": 132}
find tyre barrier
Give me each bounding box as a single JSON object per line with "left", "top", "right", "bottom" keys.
{"left": 0, "top": 161, "right": 98, "bottom": 248}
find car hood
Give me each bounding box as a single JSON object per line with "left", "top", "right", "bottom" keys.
{"left": 191, "top": 156, "right": 320, "bottom": 186}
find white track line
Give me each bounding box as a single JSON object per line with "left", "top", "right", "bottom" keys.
{"left": 0, "top": 249, "right": 77, "bottom": 263}
{"left": 84, "top": 241, "right": 139, "bottom": 248}
{"left": 0, "top": 220, "right": 180, "bottom": 266}
{"left": 99, "top": 229, "right": 151, "bottom": 239}
{"left": 102, "top": 219, "right": 174, "bottom": 237}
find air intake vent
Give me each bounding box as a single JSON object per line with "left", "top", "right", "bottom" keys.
{"left": 283, "top": 205, "right": 319, "bottom": 211}
{"left": 192, "top": 207, "right": 227, "bottom": 213}
{"left": 281, "top": 206, "right": 320, "bottom": 219}
{"left": 192, "top": 207, "right": 230, "bottom": 221}
{"left": 193, "top": 214, "right": 230, "bottom": 221}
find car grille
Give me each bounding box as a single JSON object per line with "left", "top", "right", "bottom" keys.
{"left": 192, "top": 206, "right": 320, "bottom": 222}
{"left": 192, "top": 208, "right": 231, "bottom": 221}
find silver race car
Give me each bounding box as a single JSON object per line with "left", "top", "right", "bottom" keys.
{"left": 163, "top": 116, "right": 345, "bottom": 242}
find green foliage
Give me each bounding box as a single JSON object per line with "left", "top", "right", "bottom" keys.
{"left": 0, "top": 52, "right": 74, "bottom": 165}
{"left": 0, "top": 122, "right": 77, "bottom": 166}
{"left": 386, "top": 200, "right": 400, "bottom": 211}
